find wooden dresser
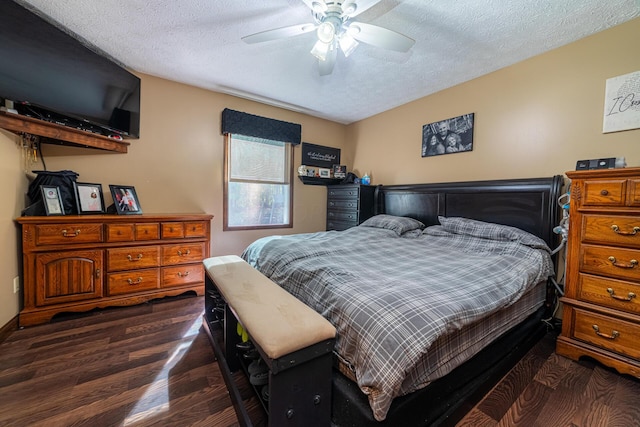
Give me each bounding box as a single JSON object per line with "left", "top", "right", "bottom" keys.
{"left": 326, "top": 184, "right": 376, "bottom": 231}
{"left": 16, "top": 213, "right": 213, "bottom": 327}
{"left": 557, "top": 168, "right": 640, "bottom": 378}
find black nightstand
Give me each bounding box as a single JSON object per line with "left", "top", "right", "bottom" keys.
{"left": 326, "top": 184, "right": 376, "bottom": 231}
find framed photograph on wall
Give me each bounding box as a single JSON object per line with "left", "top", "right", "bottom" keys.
{"left": 422, "top": 113, "right": 475, "bottom": 157}
{"left": 40, "top": 185, "right": 65, "bottom": 216}
{"left": 74, "top": 182, "right": 105, "bottom": 214}
{"left": 109, "top": 185, "right": 142, "bottom": 215}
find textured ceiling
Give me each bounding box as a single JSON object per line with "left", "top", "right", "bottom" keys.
{"left": 17, "top": 0, "right": 640, "bottom": 124}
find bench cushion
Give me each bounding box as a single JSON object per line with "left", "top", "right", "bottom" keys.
{"left": 203, "top": 255, "right": 336, "bottom": 359}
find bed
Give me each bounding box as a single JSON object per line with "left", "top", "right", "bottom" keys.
{"left": 242, "top": 175, "right": 563, "bottom": 426}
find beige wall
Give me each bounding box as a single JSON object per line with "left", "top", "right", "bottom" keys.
{"left": 1, "top": 17, "right": 639, "bottom": 328}
{"left": 347, "top": 18, "right": 640, "bottom": 185}
{"left": 0, "top": 130, "right": 28, "bottom": 328}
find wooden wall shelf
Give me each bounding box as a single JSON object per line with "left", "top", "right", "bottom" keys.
{"left": 0, "top": 111, "right": 130, "bottom": 153}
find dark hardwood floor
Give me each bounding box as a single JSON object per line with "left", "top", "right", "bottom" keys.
{"left": 1, "top": 296, "right": 638, "bottom": 427}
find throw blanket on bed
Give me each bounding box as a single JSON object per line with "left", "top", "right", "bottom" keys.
{"left": 242, "top": 216, "right": 554, "bottom": 421}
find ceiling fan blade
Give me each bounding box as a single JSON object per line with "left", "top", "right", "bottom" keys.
{"left": 342, "top": 0, "right": 382, "bottom": 18}
{"left": 242, "top": 23, "right": 317, "bottom": 44}
{"left": 318, "top": 47, "right": 337, "bottom": 76}
{"left": 348, "top": 22, "right": 415, "bottom": 52}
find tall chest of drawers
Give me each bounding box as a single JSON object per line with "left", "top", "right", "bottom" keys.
{"left": 556, "top": 168, "right": 640, "bottom": 378}
{"left": 16, "top": 213, "right": 213, "bottom": 327}
{"left": 326, "top": 184, "right": 376, "bottom": 231}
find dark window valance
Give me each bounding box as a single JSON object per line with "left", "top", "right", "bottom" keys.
{"left": 221, "top": 108, "right": 301, "bottom": 145}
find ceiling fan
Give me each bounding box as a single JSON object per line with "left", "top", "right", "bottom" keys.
{"left": 241, "top": 0, "right": 415, "bottom": 75}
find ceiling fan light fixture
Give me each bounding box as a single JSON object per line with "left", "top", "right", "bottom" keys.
{"left": 316, "top": 21, "right": 335, "bottom": 43}
{"left": 310, "top": 39, "right": 330, "bottom": 61}
{"left": 338, "top": 33, "right": 358, "bottom": 57}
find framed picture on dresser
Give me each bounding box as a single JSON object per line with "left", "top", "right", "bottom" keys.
{"left": 109, "top": 185, "right": 142, "bottom": 215}
{"left": 74, "top": 182, "right": 105, "bottom": 214}
{"left": 40, "top": 185, "right": 65, "bottom": 216}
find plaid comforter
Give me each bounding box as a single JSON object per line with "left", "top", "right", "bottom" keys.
{"left": 242, "top": 219, "right": 554, "bottom": 421}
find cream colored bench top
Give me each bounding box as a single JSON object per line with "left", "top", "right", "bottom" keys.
{"left": 203, "top": 255, "right": 336, "bottom": 360}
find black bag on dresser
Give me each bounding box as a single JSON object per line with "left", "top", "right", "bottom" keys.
{"left": 22, "top": 170, "right": 79, "bottom": 216}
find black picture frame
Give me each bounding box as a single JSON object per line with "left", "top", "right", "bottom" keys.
{"left": 74, "top": 182, "right": 106, "bottom": 214}
{"left": 422, "top": 113, "right": 475, "bottom": 157}
{"left": 109, "top": 185, "right": 142, "bottom": 215}
{"left": 40, "top": 185, "right": 65, "bottom": 216}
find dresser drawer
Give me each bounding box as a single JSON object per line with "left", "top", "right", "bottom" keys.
{"left": 327, "top": 210, "right": 358, "bottom": 222}
{"left": 580, "top": 244, "right": 640, "bottom": 281}
{"left": 577, "top": 273, "right": 640, "bottom": 316}
{"left": 327, "top": 219, "right": 358, "bottom": 231}
{"left": 106, "top": 246, "right": 161, "bottom": 272}
{"left": 328, "top": 199, "right": 359, "bottom": 210}
{"left": 106, "top": 224, "right": 134, "bottom": 242}
{"left": 327, "top": 187, "right": 360, "bottom": 199}
{"left": 35, "top": 223, "right": 103, "bottom": 245}
{"left": 135, "top": 223, "right": 160, "bottom": 240}
{"left": 582, "top": 215, "right": 640, "bottom": 248}
{"left": 572, "top": 308, "right": 640, "bottom": 360}
{"left": 162, "top": 243, "right": 205, "bottom": 265}
{"left": 184, "top": 221, "right": 208, "bottom": 238}
{"left": 107, "top": 268, "right": 160, "bottom": 296}
{"left": 162, "top": 222, "right": 185, "bottom": 239}
{"left": 161, "top": 264, "right": 204, "bottom": 288}
{"left": 582, "top": 179, "right": 626, "bottom": 206}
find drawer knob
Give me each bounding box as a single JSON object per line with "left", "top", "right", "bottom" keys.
{"left": 607, "top": 256, "right": 638, "bottom": 269}
{"left": 177, "top": 249, "right": 191, "bottom": 256}
{"left": 127, "top": 277, "right": 143, "bottom": 285}
{"left": 592, "top": 324, "right": 619, "bottom": 340}
{"left": 127, "top": 254, "right": 143, "bottom": 261}
{"left": 606, "top": 287, "right": 636, "bottom": 302}
{"left": 600, "top": 189, "right": 609, "bottom": 196}
{"left": 61, "top": 229, "right": 81, "bottom": 237}
{"left": 177, "top": 271, "right": 190, "bottom": 277}
{"left": 611, "top": 225, "right": 640, "bottom": 236}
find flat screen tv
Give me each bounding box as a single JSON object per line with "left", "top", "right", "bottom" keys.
{"left": 0, "top": 0, "right": 141, "bottom": 139}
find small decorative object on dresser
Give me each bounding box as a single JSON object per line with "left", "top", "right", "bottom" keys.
{"left": 326, "top": 183, "right": 376, "bottom": 231}
{"left": 16, "top": 213, "right": 213, "bottom": 326}
{"left": 557, "top": 167, "right": 640, "bottom": 379}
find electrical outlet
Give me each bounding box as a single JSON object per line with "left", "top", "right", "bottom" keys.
{"left": 13, "top": 276, "right": 19, "bottom": 294}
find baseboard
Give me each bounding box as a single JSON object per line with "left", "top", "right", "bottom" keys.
{"left": 0, "top": 315, "right": 18, "bottom": 344}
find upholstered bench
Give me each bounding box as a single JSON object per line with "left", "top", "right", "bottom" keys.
{"left": 203, "top": 255, "right": 336, "bottom": 427}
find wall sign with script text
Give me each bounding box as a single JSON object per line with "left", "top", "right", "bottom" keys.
{"left": 603, "top": 71, "right": 640, "bottom": 133}
{"left": 301, "top": 142, "right": 341, "bottom": 169}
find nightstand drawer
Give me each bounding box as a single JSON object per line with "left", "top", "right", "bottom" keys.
{"left": 582, "top": 215, "right": 640, "bottom": 248}
{"left": 580, "top": 245, "right": 640, "bottom": 281}
{"left": 327, "top": 219, "right": 358, "bottom": 231}
{"left": 572, "top": 308, "right": 640, "bottom": 360}
{"left": 327, "top": 187, "right": 360, "bottom": 199}
{"left": 328, "top": 199, "right": 359, "bottom": 210}
{"left": 106, "top": 246, "right": 160, "bottom": 272}
{"left": 35, "top": 223, "right": 103, "bottom": 245}
{"left": 577, "top": 273, "right": 640, "bottom": 316}
{"left": 327, "top": 210, "right": 358, "bottom": 221}
{"left": 107, "top": 268, "right": 160, "bottom": 296}
{"left": 583, "top": 180, "right": 626, "bottom": 206}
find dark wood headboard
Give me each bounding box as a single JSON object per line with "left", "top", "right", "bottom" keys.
{"left": 375, "top": 176, "right": 564, "bottom": 247}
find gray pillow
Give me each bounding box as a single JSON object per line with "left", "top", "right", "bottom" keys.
{"left": 360, "top": 214, "right": 425, "bottom": 236}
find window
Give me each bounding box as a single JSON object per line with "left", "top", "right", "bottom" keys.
{"left": 224, "top": 134, "right": 293, "bottom": 230}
